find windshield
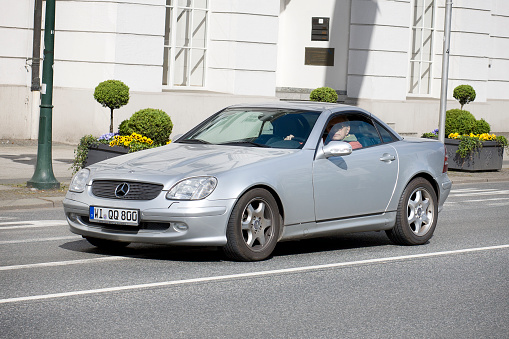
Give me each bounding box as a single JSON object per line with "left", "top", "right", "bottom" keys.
{"left": 179, "top": 108, "right": 321, "bottom": 149}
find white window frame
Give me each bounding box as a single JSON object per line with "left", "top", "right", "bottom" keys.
{"left": 163, "top": 0, "right": 209, "bottom": 89}
{"left": 407, "top": 0, "right": 437, "bottom": 96}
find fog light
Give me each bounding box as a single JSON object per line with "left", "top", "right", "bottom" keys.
{"left": 172, "top": 222, "right": 188, "bottom": 232}
{"left": 68, "top": 213, "right": 78, "bottom": 222}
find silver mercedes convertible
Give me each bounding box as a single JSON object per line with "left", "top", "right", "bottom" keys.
{"left": 64, "top": 102, "right": 452, "bottom": 261}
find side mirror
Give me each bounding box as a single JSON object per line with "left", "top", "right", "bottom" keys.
{"left": 322, "top": 141, "right": 352, "bottom": 158}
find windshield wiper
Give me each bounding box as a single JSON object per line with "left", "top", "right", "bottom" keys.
{"left": 177, "top": 139, "right": 212, "bottom": 144}
{"left": 219, "top": 141, "right": 271, "bottom": 148}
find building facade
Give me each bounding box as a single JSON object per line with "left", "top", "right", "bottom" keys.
{"left": 1, "top": 0, "right": 508, "bottom": 143}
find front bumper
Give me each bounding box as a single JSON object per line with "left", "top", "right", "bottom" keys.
{"left": 63, "top": 192, "right": 236, "bottom": 246}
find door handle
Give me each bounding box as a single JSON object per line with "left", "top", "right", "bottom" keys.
{"left": 380, "top": 153, "right": 396, "bottom": 162}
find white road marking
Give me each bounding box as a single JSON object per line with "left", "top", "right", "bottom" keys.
{"left": 449, "top": 190, "right": 509, "bottom": 197}
{"left": 0, "top": 256, "right": 132, "bottom": 271}
{"left": 462, "top": 197, "right": 509, "bottom": 203}
{"left": 0, "top": 236, "right": 80, "bottom": 245}
{"left": 1, "top": 244, "right": 508, "bottom": 305}
{"left": 451, "top": 188, "right": 497, "bottom": 193}
{"left": 0, "top": 220, "right": 68, "bottom": 230}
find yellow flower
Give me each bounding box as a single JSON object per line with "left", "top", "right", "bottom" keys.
{"left": 166, "top": 140, "right": 172, "bottom": 145}
{"left": 109, "top": 140, "right": 117, "bottom": 146}
{"left": 147, "top": 139, "right": 153, "bottom": 145}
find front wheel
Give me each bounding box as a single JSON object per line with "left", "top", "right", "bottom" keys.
{"left": 223, "top": 188, "right": 280, "bottom": 261}
{"left": 386, "top": 178, "right": 438, "bottom": 245}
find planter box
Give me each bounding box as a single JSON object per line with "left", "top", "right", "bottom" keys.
{"left": 84, "top": 143, "right": 129, "bottom": 167}
{"left": 445, "top": 139, "right": 504, "bottom": 171}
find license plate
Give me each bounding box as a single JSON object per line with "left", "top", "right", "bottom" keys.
{"left": 89, "top": 206, "right": 140, "bottom": 226}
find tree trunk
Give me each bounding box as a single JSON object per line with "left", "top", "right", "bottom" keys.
{"left": 110, "top": 108, "right": 114, "bottom": 133}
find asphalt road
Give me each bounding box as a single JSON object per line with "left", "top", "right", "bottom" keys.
{"left": 1, "top": 182, "right": 508, "bottom": 338}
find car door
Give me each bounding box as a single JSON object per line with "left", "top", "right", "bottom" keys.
{"left": 312, "top": 112, "right": 399, "bottom": 221}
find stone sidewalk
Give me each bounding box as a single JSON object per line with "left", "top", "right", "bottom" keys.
{"left": 1, "top": 139, "right": 508, "bottom": 211}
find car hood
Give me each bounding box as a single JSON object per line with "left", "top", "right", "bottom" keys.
{"left": 88, "top": 143, "right": 297, "bottom": 185}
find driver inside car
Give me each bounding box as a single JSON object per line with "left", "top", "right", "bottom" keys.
{"left": 324, "top": 116, "right": 362, "bottom": 149}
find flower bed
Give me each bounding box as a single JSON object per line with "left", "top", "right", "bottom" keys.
{"left": 445, "top": 138, "right": 504, "bottom": 171}
{"left": 71, "top": 132, "right": 170, "bottom": 174}
{"left": 445, "top": 133, "right": 507, "bottom": 171}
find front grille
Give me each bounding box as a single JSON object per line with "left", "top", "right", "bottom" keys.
{"left": 91, "top": 180, "right": 163, "bottom": 200}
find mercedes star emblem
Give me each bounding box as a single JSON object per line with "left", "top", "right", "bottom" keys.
{"left": 115, "top": 182, "right": 130, "bottom": 198}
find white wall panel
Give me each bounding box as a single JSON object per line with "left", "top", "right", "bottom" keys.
{"left": 349, "top": 25, "right": 409, "bottom": 52}
{"left": 207, "top": 40, "right": 235, "bottom": 69}
{"left": 211, "top": 0, "right": 279, "bottom": 16}
{"left": 116, "top": 3, "right": 165, "bottom": 36}
{"left": 348, "top": 50, "right": 408, "bottom": 77}
{"left": 492, "top": 1, "right": 509, "bottom": 16}
{"left": 347, "top": 75, "right": 407, "bottom": 100}
{"left": 488, "top": 59, "right": 509, "bottom": 81}
{"left": 487, "top": 81, "right": 509, "bottom": 100}
{"left": 491, "top": 37, "right": 509, "bottom": 60}
{"left": 54, "top": 32, "right": 116, "bottom": 63}
{"left": 113, "top": 64, "right": 162, "bottom": 92}
{"left": 115, "top": 34, "right": 163, "bottom": 66}
{"left": 56, "top": 2, "right": 118, "bottom": 32}
{"left": 234, "top": 43, "right": 277, "bottom": 71}
{"left": 0, "top": 27, "right": 32, "bottom": 58}
{"left": 1, "top": 0, "right": 33, "bottom": 28}
{"left": 0, "top": 59, "right": 30, "bottom": 86}
{"left": 209, "top": 13, "right": 278, "bottom": 43}
{"left": 233, "top": 70, "right": 276, "bottom": 96}
{"left": 351, "top": 0, "right": 409, "bottom": 27}
{"left": 53, "top": 62, "right": 116, "bottom": 89}
{"left": 448, "top": 56, "right": 489, "bottom": 81}
{"left": 490, "top": 15, "right": 509, "bottom": 38}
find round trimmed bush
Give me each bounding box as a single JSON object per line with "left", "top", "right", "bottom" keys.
{"left": 120, "top": 108, "right": 173, "bottom": 145}
{"left": 472, "top": 118, "right": 491, "bottom": 135}
{"left": 118, "top": 119, "right": 130, "bottom": 136}
{"left": 309, "top": 87, "right": 338, "bottom": 103}
{"left": 94, "top": 80, "right": 130, "bottom": 133}
{"left": 453, "top": 85, "right": 476, "bottom": 110}
{"left": 445, "top": 109, "right": 476, "bottom": 135}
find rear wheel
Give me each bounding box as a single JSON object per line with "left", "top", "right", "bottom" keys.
{"left": 386, "top": 178, "right": 438, "bottom": 245}
{"left": 223, "top": 188, "right": 280, "bottom": 261}
{"left": 85, "top": 237, "right": 130, "bottom": 250}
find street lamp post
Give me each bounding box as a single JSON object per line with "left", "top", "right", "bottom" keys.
{"left": 438, "top": 0, "right": 453, "bottom": 143}
{"left": 27, "top": 0, "right": 60, "bottom": 190}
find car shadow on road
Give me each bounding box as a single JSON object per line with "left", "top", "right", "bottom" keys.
{"left": 273, "top": 231, "right": 392, "bottom": 257}
{"left": 60, "top": 231, "right": 393, "bottom": 262}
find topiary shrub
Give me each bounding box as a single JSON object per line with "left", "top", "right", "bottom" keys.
{"left": 120, "top": 108, "right": 173, "bottom": 145}
{"left": 453, "top": 84, "right": 476, "bottom": 110}
{"left": 118, "top": 119, "right": 130, "bottom": 136}
{"left": 94, "top": 80, "right": 130, "bottom": 133}
{"left": 309, "top": 87, "right": 338, "bottom": 103}
{"left": 472, "top": 118, "right": 491, "bottom": 135}
{"left": 445, "top": 109, "right": 476, "bottom": 135}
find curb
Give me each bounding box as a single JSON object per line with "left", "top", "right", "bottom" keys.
{"left": 0, "top": 197, "right": 64, "bottom": 211}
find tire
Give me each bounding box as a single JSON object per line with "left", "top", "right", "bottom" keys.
{"left": 85, "top": 237, "right": 130, "bottom": 250}
{"left": 386, "top": 178, "right": 438, "bottom": 245}
{"left": 223, "top": 188, "right": 281, "bottom": 261}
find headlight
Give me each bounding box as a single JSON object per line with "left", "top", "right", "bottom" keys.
{"left": 166, "top": 177, "right": 218, "bottom": 200}
{"left": 69, "top": 169, "right": 90, "bottom": 192}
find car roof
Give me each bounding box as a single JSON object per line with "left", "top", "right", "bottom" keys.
{"left": 227, "top": 101, "right": 355, "bottom": 112}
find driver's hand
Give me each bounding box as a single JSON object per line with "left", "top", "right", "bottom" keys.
{"left": 284, "top": 134, "right": 294, "bottom": 141}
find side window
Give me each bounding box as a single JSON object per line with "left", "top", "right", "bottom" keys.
{"left": 374, "top": 120, "right": 398, "bottom": 143}
{"left": 324, "top": 113, "right": 382, "bottom": 149}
